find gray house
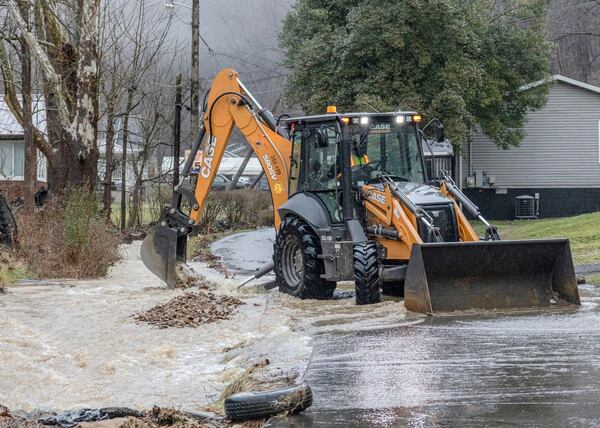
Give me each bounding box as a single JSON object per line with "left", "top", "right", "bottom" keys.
{"left": 460, "top": 74, "right": 600, "bottom": 220}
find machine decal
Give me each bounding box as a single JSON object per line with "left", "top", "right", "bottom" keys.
{"left": 200, "top": 136, "right": 218, "bottom": 179}
{"left": 263, "top": 154, "right": 278, "bottom": 180}
{"left": 366, "top": 189, "right": 386, "bottom": 205}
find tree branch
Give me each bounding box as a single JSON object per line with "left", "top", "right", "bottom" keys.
{"left": 6, "top": 0, "right": 71, "bottom": 131}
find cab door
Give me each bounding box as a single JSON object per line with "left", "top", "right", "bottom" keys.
{"left": 290, "top": 125, "right": 342, "bottom": 223}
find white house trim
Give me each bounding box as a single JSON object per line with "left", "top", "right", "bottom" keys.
{"left": 521, "top": 74, "right": 600, "bottom": 95}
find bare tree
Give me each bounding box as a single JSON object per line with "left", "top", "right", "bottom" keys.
{"left": 548, "top": 0, "right": 600, "bottom": 84}
{"left": 2, "top": 0, "right": 101, "bottom": 191}
{"left": 97, "top": 1, "right": 173, "bottom": 230}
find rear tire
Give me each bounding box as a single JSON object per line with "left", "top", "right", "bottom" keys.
{"left": 274, "top": 217, "right": 336, "bottom": 300}
{"left": 353, "top": 241, "right": 381, "bottom": 305}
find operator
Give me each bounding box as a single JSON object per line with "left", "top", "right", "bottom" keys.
{"left": 351, "top": 135, "right": 370, "bottom": 167}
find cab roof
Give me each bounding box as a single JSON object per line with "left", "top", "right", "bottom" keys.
{"left": 284, "top": 111, "right": 419, "bottom": 125}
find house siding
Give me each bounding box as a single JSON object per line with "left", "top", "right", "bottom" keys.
{"left": 463, "top": 187, "right": 600, "bottom": 220}
{"left": 464, "top": 81, "right": 600, "bottom": 189}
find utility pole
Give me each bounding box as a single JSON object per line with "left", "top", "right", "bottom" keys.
{"left": 120, "top": 86, "right": 135, "bottom": 232}
{"left": 190, "top": 0, "right": 200, "bottom": 145}
{"left": 173, "top": 73, "right": 182, "bottom": 189}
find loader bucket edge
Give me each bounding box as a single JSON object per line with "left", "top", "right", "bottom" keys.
{"left": 404, "top": 239, "right": 581, "bottom": 315}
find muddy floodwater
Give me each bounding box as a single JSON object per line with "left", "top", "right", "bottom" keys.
{"left": 213, "top": 229, "right": 600, "bottom": 427}
{"left": 3, "top": 229, "right": 600, "bottom": 427}
{"left": 0, "top": 243, "right": 312, "bottom": 413}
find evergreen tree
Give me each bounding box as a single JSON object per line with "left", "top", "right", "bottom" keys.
{"left": 281, "top": 0, "right": 552, "bottom": 148}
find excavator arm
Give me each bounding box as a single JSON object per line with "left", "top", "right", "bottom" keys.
{"left": 141, "top": 68, "right": 291, "bottom": 287}
{"left": 190, "top": 69, "right": 292, "bottom": 226}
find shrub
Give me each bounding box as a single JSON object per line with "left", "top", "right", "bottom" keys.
{"left": 15, "top": 188, "right": 121, "bottom": 279}
{"left": 198, "top": 195, "right": 222, "bottom": 232}
{"left": 198, "top": 190, "right": 274, "bottom": 231}
{"left": 147, "top": 182, "right": 172, "bottom": 224}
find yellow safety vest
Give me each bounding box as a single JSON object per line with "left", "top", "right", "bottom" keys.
{"left": 351, "top": 153, "right": 369, "bottom": 167}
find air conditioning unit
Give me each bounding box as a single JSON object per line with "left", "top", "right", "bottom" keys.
{"left": 515, "top": 195, "right": 537, "bottom": 219}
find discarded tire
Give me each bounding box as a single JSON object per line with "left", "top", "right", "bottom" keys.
{"left": 224, "top": 383, "right": 313, "bottom": 421}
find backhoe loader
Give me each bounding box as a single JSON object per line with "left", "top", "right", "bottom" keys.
{"left": 141, "top": 68, "right": 581, "bottom": 314}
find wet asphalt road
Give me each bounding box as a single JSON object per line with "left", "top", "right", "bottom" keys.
{"left": 213, "top": 230, "right": 600, "bottom": 427}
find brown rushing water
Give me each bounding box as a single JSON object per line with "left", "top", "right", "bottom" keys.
{"left": 0, "top": 239, "right": 410, "bottom": 415}
{"left": 0, "top": 243, "right": 313, "bottom": 413}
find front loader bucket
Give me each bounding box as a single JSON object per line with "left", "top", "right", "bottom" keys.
{"left": 404, "top": 239, "right": 580, "bottom": 314}
{"left": 140, "top": 224, "right": 188, "bottom": 288}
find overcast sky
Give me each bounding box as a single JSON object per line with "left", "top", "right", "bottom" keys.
{"left": 147, "top": 0, "right": 293, "bottom": 81}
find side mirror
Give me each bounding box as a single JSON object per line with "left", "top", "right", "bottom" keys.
{"left": 316, "top": 128, "right": 329, "bottom": 148}
{"left": 435, "top": 122, "right": 445, "bottom": 143}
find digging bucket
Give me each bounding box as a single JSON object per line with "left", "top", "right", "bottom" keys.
{"left": 140, "top": 224, "right": 187, "bottom": 288}
{"left": 404, "top": 239, "right": 581, "bottom": 314}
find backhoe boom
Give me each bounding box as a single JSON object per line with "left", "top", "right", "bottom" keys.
{"left": 141, "top": 69, "right": 291, "bottom": 286}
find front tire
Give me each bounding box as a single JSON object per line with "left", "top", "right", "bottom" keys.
{"left": 353, "top": 241, "right": 381, "bottom": 305}
{"left": 274, "top": 217, "right": 336, "bottom": 300}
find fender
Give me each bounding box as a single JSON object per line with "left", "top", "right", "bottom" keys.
{"left": 277, "top": 192, "right": 332, "bottom": 234}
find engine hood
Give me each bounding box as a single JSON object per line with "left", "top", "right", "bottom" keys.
{"left": 394, "top": 181, "right": 452, "bottom": 206}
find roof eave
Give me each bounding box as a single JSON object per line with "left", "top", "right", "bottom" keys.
{"left": 520, "top": 74, "right": 600, "bottom": 95}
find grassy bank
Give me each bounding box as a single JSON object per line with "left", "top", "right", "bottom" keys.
{"left": 0, "top": 262, "right": 30, "bottom": 287}
{"left": 475, "top": 211, "right": 600, "bottom": 265}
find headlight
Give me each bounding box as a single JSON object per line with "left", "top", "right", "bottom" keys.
{"left": 395, "top": 115, "right": 405, "bottom": 124}
{"left": 360, "top": 116, "right": 370, "bottom": 125}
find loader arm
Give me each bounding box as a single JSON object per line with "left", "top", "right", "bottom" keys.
{"left": 141, "top": 68, "right": 291, "bottom": 286}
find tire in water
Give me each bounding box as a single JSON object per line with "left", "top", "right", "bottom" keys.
{"left": 353, "top": 241, "right": 381, "bottom": 305}
{"left": 224, "top": 383, "right": 313, "bottom": 421}
{"left": 274, "top": 216, "right": 335, "bottom": 299}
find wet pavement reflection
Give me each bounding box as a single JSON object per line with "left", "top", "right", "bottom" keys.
{"left": 214, "top": 229, "right": 600, "bottom": 427}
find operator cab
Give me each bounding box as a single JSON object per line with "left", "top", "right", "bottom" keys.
{"left": 283, "top": 111, "right": 427, "bottom": 223}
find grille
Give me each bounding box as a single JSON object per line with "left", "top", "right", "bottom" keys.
{"left": 515, "top": 195, "right": 537, "bottom": 219}
{"left": 419, "top": 204, "right": 458, "bottom": 242}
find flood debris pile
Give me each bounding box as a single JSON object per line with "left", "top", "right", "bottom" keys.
{"left": 173, "top": 263, "right": 214, "bottom": 289}
{"left": 0, "top": 404, "right": 226, "bottom": 428}
{"left": 0, "top": 404, "right": 41, "bottom": 427}
{"left": 189, "top": 235, "right": 233, "bottom": 279}
{"left": 133, "top": 292, "right": 244, "bottom": 328}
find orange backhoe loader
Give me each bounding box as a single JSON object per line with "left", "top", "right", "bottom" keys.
{"left": 141, "top": 68, "right": 580, "bottom": 314}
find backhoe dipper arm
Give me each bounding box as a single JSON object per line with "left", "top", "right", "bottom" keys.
{"left": 141, "top": 68, "right": 291, "bottom": 287}
{"left": 177, "top": 68, "right": 291, "bottom": 228}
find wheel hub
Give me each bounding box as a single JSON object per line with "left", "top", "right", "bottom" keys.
{"left": 282, "top": 236, "right": 304, "bottom": 288}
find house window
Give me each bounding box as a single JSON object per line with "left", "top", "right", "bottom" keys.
{"left": 0, "top": 141, "right": 25, "bottom": 180}
{"left": 37, "top": 149, "right": 47, "bottom": 182}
